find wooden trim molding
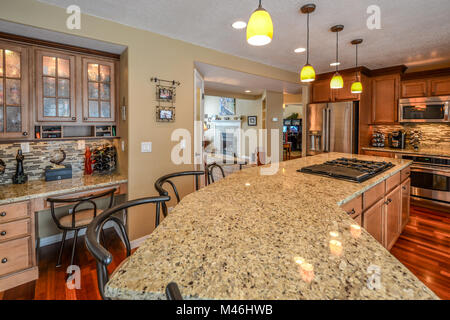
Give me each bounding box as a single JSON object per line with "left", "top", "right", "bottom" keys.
{"left": 315, "top": 65, "right": 408, "bottom": 80}
{"left": 402, "top": 67, "right": 450, "bottom": 80}
{"left": 0, "top": 31, "right": 120, "bottom": 60}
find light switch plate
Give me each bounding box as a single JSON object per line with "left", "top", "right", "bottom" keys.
{"left": 20, "top": 143, "right": 30, "bottom": 153}
{"left": 141, "top": 142, "right": 152, "bottom": 153}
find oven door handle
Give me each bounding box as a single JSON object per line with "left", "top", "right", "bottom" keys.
{"left": 411, "top": 165, "right": 450, "bottom": 177}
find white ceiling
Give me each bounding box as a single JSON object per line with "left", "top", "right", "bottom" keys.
{"left": 0, "top": 19, "right": 126, "bottom": 54}
{"left": 37, "top": 0, "right": 450, "bottom": 73}
{"left": 195, "top": 62, "right": 303, "bottom": 95}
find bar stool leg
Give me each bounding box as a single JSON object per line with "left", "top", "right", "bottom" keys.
{"left": 56, "top": 229, "right": 67, "bottom": 267}
{"left": 70, "top": 229, "right": 79, "bottom": 267}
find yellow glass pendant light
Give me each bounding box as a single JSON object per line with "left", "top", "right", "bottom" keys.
{"left": 351, "top": 39, "right": 363, "bottom": 94}
{"left": 330, "top": 25, "right": 344, "bottom": 89}
{"left": 300, "top": 4, "right": 316, "bottom": 82}
{"left": 247, "top": 0, "right": 273, "bottom": 46}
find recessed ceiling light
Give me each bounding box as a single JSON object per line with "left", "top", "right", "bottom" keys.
{"left": 232, "top": 21, "right": 247, "bottom": 29}
{"left": 294, "top": 47, "right": 306, "bottom": 53}
{"left": 330, "top": 62, "right": 341, "bottom": 66}
{"left": 245, "top": 90, "right": 251, "bottom": 93}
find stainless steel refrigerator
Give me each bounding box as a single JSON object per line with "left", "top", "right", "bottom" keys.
{"left": 306, "top": 101, "right": 359, "bottom": 155}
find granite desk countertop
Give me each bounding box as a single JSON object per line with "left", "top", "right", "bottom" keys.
{"left": 105, "top": 153, "right": 438, "bottom": 300}
{"left": 362, "top": 146, "right": 450, "bottom": 158}
{"left": 0, "top": 174, "right": 128, "bottom": 206}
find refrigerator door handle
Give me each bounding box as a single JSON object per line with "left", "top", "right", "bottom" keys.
{"left": 327, "top": 108, "right": 332, "bottom": 152}
{"left": 322, "top": 108, "right": 327, "bottom": 152}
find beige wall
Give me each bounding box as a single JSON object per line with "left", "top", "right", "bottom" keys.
{"left": 2, "top": 0, "right": 299, "bottom": 240}
{"left": 264, "top": 91, "right": 284, "bottom": 162}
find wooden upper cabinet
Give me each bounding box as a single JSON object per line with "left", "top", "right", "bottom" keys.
{"left": 82, "top": 58, "right": 115, "bottom": 123}
{"left": 0, "top": 41, "right": 29, "bottom": 138}
{"left": 311, "top": 79, "right": 332, "bottom": 103}
{"left": 401, "top": 79, "right": 428, "bottom": 98}
{"left": 430, "top": 76, "right": 450, "bottom": 96}
{"left": 371, "top": 74, "right": 400, "bottom": 124}
{"left": 332, "top": 75, "right": 360, "bottom": 101}
{"left": 36, "top": 50, "right": 76, "bottom": 122}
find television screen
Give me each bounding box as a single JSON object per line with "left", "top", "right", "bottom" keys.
{"left": 283, "top": 126, "right": 288, "bottom": 133}
{"left": 284, "top": 119, "right": 292, "bottom": 126}
{"left": 290, "top": 125, "right": 299, "bottom": 133}
{"left": 292, "top": 119, "right": 301, "bottom": 126}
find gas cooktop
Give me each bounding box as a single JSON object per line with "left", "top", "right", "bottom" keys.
{"left": 298, "top": 158, "right": 394, "bottom": 183}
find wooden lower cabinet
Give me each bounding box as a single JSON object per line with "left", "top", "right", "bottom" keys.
{"left": 401, "top": 178, "right": 411, "bottom": 230}
{"left": 363, "top": 198, "right": 384, "bottom": 244}
{"left": 384, "top": 184, "right": 402, "bottom": 250}
{"left": 362, "top": 150, "right": 395, "bottom": 158}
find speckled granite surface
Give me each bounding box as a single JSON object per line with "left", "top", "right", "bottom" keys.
{"left": 0, "top": 174, "right": 127, "bottom": 205}
{"left": 105, "top": 153, "right": 438, "bottom": 300}
{"left": 362, "top": 146, "right": 450, "bottom": 158}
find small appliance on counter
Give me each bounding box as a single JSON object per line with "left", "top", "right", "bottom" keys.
{"left": 371, "top": 131, "right": 385, "bottom": 147}
{"left": 45, "top": 148, "right": 72, "bottom": 181}
{"left": 388, "top": 130, "right": 406, "bottom": 149}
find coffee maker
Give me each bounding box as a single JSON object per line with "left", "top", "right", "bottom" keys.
{"left": 388, "top": 130, "right": 406, "bottom": 149}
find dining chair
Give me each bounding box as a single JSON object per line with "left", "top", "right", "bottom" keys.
{"left": 154, "top": 171, "right": 205, "bottom": 220}
{"left": 205, "top": 162, "right": 225, "bottom": 185}
{"left": 47, "top": 188, "right": 116, "bottom": 268}
{"left": 85, "top": 196, "right": 170, "bottom": 300}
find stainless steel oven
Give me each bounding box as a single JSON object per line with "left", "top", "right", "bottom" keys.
{"left": 400, "top": 155, "right": 450, "bottom": 205}
{"left": 399, "top": 96, "right": 449, "bottom": 123}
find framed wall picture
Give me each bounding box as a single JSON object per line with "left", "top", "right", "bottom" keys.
{"left": 156, "top": 85, "right": 176, "bottom": 102}
{"left": 156, "top": 106, "right": 176, "bottom": 122}
{"left": 248, "top": 116, "right": 257, "bottom": 126}
{"left": 219, "top": 97, "right": 235, "bottom": 115}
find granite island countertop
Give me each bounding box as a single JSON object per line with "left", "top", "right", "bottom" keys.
{"left": 105, "top": 153, "right": 438, "bottom": 300}
{"left": 362, "top": 146, "right": 450, "bottom": 158}
{"left": 0, "top": 173, "right": 128, "bottom": 205}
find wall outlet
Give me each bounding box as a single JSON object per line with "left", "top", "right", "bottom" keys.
{"left": 20, "top": 143, "right": 30, "bottom": 153}
{"left": 77, "top": 140, "right": 85, "bottom": 150}
{"left": 121, "top": 140, "right": 125, "bottom": 152}
{"left": 141, "top": 142, "right": 152, "bottom": 153}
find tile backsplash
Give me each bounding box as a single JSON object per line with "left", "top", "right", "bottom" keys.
{"left": 370, "top": 123, "right": 450, "bottom": 148}
{"left": 0, "top": 139, "right": 116, "bottom": 185}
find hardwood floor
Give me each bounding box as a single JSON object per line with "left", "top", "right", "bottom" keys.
{"left": 1, "top": 228, "right": 128, "bottom": 300}
{"left": 1, "top": 205, "right": 449, "bottom": 300}
{"left": 390, "top": 205, "right": 450, "bottom": 300}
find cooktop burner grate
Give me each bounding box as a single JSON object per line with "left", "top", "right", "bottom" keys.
{"left": 298, "top": 158, "right": 394, "bottom": 183}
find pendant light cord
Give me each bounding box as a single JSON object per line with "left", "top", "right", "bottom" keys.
{"left": 259, "top": 0, "right": 262, "bottom": 8}
{"left": 335, "top": 31, "right": 339, "bottom": 72}
{"left": 306, "top": 12, "right": 310, "bottom": 65}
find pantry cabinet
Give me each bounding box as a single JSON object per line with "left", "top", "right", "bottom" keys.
{"left": 0, "top": 41, "right": 29, "bottom": 139}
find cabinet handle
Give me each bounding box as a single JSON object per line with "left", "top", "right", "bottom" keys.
{"left": 348, "top": 208, "right": 356, "bottom": 215}
{"left": 83, "top": 117, "right": 88, "bottom": 121}
{"left": 72, "top": 117, "right": 76, "bottom": 121}
{"left": 0, "top": 212, "right": 6, "bottom": 217}
{"left": 402, "top": 186, "right": 406, "bottom": 190}
{"left": 1, "top": 258, "right": 7, "bottom": 264}
{"left": 22, "top": 131, "right": 28, "bottom": 137}
{"left": 0, "top": 231, "right": 5, "bottom": 236}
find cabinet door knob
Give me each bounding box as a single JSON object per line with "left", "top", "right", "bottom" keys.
{"left": 402, "top": 186, "right": 406, "bottom": 190}
{"left": 348, "top": 208, "right": 356, "bottom": 215}
{"left": 72, "top": 117, "right": 76, "bottom": 121}
{"left": 1, "top": 258, "right": 7, "bottom": 264}
{"left": 0, "top": 231, "right": 6, "bottom": 236}
{"left": 0, "top": 212, "right": 6, "bottom": 217}
{"left": 83, "top": 117, "right": 88, "bottom": 121}
{"left": 22, "top": 131, "right": 28, "bottom": 136}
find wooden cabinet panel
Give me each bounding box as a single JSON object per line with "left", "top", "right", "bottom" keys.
{"left": 0, "top": 237, "right": 31, "bottom": 277}
{"left": 363, "top": 181, "right": 385, "bottom": 210}
{"left": 35, "top": 49, "right": 76, "bottom": 122}
{"left": 430, "top": 76, "right": 450, "bottom": 96}
{"left": 386, "top": 172, "right": 401, "bottom": 193}
{"left": 384, "top": 184, "right": 402, "bottom": 250}
{"left": 0, "top": 219, "right": 31, "bottom": 242}
{"left": 0, "top": 201, "right": 30, "bottom": 223}
{"left": 362, "top": 150, "right": 394, "bottom": 158}
{"left": 0, "top": 40, "right": 29, "bottom": 138}
{"left": 333, "top": 75, "right": 360, "bottom": 101}
{"left": 311, "top": 79, "right": 332, "bottom": 103}
{"left": 401, "top": 166, "right": 411, "bottom": 182}
{"left": 340, "top": 195, "right": 363, "bottom": 217}
{"left": 82, "top": 57, "right": 116, "bottom": 122}
{"left": 401, "top": 80, "right": 428, "bottom": 98}
{"left": 371, "top": 75, "right": 400, "bottom": 124}
{"left": 363, "top": 198, "right": 384, "bottom": 244}
{"left": 401, "top": 178, "right": 410, "bottom": 231}
{"left": 353, "top": 214, "right": 362, "bottom": 226}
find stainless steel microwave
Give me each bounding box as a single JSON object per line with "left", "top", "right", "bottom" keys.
{"left": 398, "top": 96, "right": 449, "bottom": 123}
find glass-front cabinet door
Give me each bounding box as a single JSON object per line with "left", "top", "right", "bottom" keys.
{"left": 36, "top": 50, "right": 76, "bottom": 122}
{"left": 82, "top": 58, "right": 115, "bottom": 122}
{"left": 0, "top": 41, "right": 29, "bottom": 138}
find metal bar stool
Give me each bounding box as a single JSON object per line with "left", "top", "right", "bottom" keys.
{"left": 47, "top": 188, "right": 116, "bottom": 268}
{"left": 205, "top": 162, "right": 225, "bottom": 185}
{"left": 85, "top": 196, "right": 170, "bottom": 300}
{"left": 154, "top": 171, "right": 205, "bottom": 222}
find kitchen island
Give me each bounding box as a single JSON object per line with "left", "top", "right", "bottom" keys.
{"left": 105, "top": 153, "right": 438, "bottom": 300}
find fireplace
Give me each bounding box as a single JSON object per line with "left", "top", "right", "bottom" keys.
{"left": 221, "top": 132, "right": 234, "bottom": 155}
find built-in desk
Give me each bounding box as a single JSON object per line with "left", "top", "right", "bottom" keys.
{"left": 0, "top": 174, "right": 127, "bottom": 291}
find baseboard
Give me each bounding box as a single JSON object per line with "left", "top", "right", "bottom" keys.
{"left": 130, "top": 233, "right": 151, "bottom": 249}
{"left": 38, "top": 221, "right": 122, "bottom": 248}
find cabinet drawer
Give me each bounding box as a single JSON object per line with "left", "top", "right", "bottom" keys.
{"left": 0, "top": 237, "right": 31, "bottom": 277}
{"left": 363, "top": 182, "right": 385, "bottom": 210}
{"left": 386, "top": 172, "right": 401, "bottom": 193}
{"left": 401, "top": 166, "right": 411, "bottom": 182}
{"left": 340, "top": 195, "right": 363, "bottom": 217}
{"left": 0, "top": 202, "right": 30, "bottom": 223}
{"left": 0, "top": 219, "right": 31, "bottom": 242}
